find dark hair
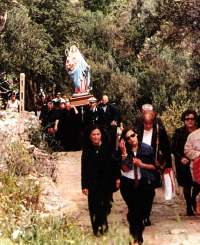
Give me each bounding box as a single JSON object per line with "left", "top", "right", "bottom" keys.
{"left": 83, "top": 124, "right": 107, "bottom": 148}
{"left": 121, "top": 127, "right": 136, "bottom": 141}
{"left": 181, "top": 109, "right": 198, "bottom": 122}
{"left": 120, "top": 127, "right": 138, "bottom": 152}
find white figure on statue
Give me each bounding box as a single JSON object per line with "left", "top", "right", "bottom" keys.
{"left": 65, "top": 45, "right": 90, "bottom": 94}
{"left": 0, "top": 11, "right": 7, "bottom": 32}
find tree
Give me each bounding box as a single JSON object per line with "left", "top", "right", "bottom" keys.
{"left": 83, "top": 0, "right": 115, "bottom": 12}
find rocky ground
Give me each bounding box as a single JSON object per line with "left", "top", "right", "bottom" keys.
{"left": 56, "top": 151, "right": 200, "bottom": 245}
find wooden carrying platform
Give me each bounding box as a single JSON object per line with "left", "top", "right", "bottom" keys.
{"left": 70, "top": 94, "right": 93, "bottom": 106}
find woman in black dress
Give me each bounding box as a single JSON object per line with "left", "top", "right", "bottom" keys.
{"left": 81, "top": 125, "right": 120, "bottom": 236}
{"left": 172, "top": 109, "right": 198, "bottom": 215}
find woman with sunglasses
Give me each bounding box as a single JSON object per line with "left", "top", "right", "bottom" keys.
{"left": 172, "top": 109, "right": 198, "bottom": 215}
{"left": 118, "top": 127, "right": 159, "bottom": 245}
{"left": 81, "top": 124, "right": 120, "bottom": 237}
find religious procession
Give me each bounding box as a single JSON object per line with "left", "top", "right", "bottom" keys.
{"left": 35, "top": 95, "right": 200, "bottom": 245}
{"left": 5, "top": 44, "right": 199, "bottom": 245}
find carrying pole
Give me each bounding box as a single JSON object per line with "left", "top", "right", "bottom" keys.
{"left": 19, "top": 73, "right": 25, "bottom": 114}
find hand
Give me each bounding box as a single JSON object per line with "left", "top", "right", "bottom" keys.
{"left": 82, "top": 188, "right": 88, "bottom": 196}
{"left": 54, "top": 126, "right": 58, "bottom": 132}
{"left": 72, "top": 105, "right": 78, "bottom": 114}
{"left": 155, "top": 160, "right": 160, "bottom": 167}
{"left": 133, "top": 157, "right": 143, "bottom": 167}
{"left": 164, "top": 168, "right": 171, "bottom": 174}
{"left": 48, "top": 127, "right": 55, "bottom": 135}
{"left": 181, "top": 157, "right": 189, "bottom": 165}
{"left": 120, "top": 122, "right": 124, "bottom": 131}
{"left": 121, "top": 164, "right": 129, "bottom": 172}
{"left": 119, "top": 139, "right": 127, "bottom": 155}
{"left": 111, "top": 120, "right": 117, "bottom": 126}
{"left": 116, "top": 179, "right": 120, "bottom": 189}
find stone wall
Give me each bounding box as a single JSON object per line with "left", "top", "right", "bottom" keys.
{"left": 0, "top": 110, "right": 64, "bottom": 212}
{"left": 0, "top": 110, "right": 57, "bottom": 178}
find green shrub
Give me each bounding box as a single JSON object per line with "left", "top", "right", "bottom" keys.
{"left": 5, "top": 142, "right": 34, "bottom": 176}
{"left": 28, "top": 125, "right": 43, "bottom": 148}
{"left": 18, "top": 216, "right": 129, "bottom": 245}
{"left": 0, "top": 172, "right": 41, "bottom": 239}
{"left": 161, "top": 89, "right": 200, "bottom": 138}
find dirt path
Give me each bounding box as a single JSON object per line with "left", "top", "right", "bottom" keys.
{"left": 56, "top": 151, "right": 200, "bottom": 244}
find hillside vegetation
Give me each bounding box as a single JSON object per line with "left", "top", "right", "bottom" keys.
{"left": 0, "top": 0, "right": 200, "bottom": 126}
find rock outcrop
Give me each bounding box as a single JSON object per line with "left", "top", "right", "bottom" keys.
{"left": 0, "top": 110, "right": 65, "bottom": 212}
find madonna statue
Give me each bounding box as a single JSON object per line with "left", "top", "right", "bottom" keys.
{"left": 65, "top": 45, "right": 91, "bottom": 95}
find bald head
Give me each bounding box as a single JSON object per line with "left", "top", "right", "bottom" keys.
{"left": 102, "top": 95, "right": 109, "bottom": 105}
{"left": 142, "top": 104, "right": 153, "bottom": 112}
{"left": 143, "top": 111, "right": 156, "bottom": 130}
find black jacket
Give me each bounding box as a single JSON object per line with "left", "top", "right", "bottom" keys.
{"left": 98, "top": 103, "right": 120, "bottom": 127}
{"left": 40, "top": 106, "right": 59, "bottom": 128}
{"left": 115, "top": 142, "right": 161, "bottom": 188}
{"left": 83, "top": 106, "right": 102, "bottom": 127}
{"left": 135, "top": 121, "right": 172, "bottom": 169}
{"left": 81, "top": 141, "right": 120, "bottom": 192}
{"left": 171, "top": 126, "right": 193, "bottom": 186}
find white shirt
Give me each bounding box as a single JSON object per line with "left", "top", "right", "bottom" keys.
{"left": 102, "top": 105, "right": 107, "bottom": 112}
{"left": 6, "top": 99, "right": 20, "bottom": 112}
{"left": 52, "top": 98, "right": 65, "bottom": 103}
{"left": 142, "top": 129, "right": 153, "bottom": 146}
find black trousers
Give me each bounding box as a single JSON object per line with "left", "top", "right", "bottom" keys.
{"left": 88, "top": 189, "right": 110, "bottom": 235}
{"left": 143, "top": 184, "right": 155, "bottom": 220}
{"left": 191, "top": 182, "right": 200, "bottom": 211}
{"left": 120, "top": 177, "right": 154, "bottom": 242}
{"left": 183, "top": 185, "right": 193, "bottom": 212}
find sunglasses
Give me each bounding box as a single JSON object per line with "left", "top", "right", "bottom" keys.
{"left": 125, "top": 133, "right": 136, "bottom": 141}
{"left": 185, "top": 117, "right": 195, "bottom": 121}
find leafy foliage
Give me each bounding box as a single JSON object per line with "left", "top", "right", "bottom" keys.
{"left": 161, "top": 89, "right": 200, "bottom": 138}
{"left": 6, "top": 142, "right": 34, "bottom": 176}
{"left": 0, "top": 171, "right": 40, "bottom": 239}
{"left": 83, "top": 0, "right": 115, "bottom": 12}
{"left": 0, "top": 0, "right": 200, "bottom": 120}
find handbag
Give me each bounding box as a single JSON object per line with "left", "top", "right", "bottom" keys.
{"left": 139, "top": 141, "right": 162, "bottom": 188}
{"left": 192, "top": 156, "right": 200, "bottom": 184}
{"left": 163, "top": 168, "right": 176, "bottom": 200}
{"left": 141, "top": 168, "right": 162, "bottom": 188}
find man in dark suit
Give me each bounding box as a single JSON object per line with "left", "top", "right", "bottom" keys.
{"left": 98, "top": 95, "right": 120, "bottom": 152}
{"left": 84, "top": 97, "right": 101, "bottom": 127}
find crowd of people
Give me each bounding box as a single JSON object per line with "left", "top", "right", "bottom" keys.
{"left": 37, "top": 93, "right": 120, "bottom": 151}
{"left": 80, "top": 103, "right": 200, "bottom": 245}
{"left": 4, "top": 90, "right": 200, "bottom": 244}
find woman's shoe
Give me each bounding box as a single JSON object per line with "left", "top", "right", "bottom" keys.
{"left": 132, "top": 239, "right": 143, "bottom": 245}
{"left": 143, "top": 218, "right": 151, "bottom": 226}
{"left": 186, "top": 208, "right": 195, "bottom": 216}
{"left": 192, "top": 199, "right": 197, "bottom": 212}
